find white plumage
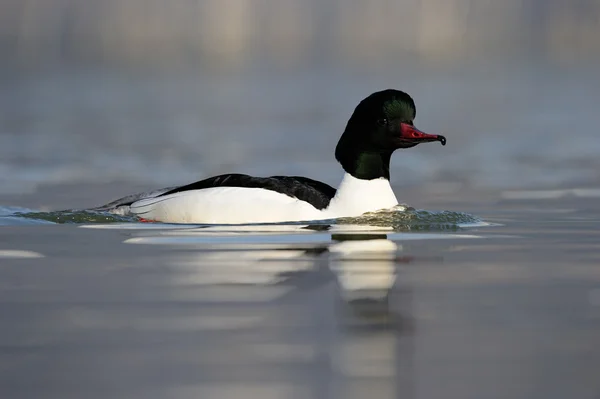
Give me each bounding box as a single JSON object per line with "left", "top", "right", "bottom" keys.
{"left": 129, "top": 173, "right": 399, "bottom": 224}
{"left": 130, "top": 186, "right": 322, "bottom": 224}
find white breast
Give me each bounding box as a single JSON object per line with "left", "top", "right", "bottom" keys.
{"left": 129, "top": 187, "right": 324, "bottom": 224}
{"left": 323, "top": 173, "right": 398, "bottom": 219}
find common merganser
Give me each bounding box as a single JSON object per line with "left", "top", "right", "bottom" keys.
{"left": 94, "top": 89, "right": 446, "bottom": 224}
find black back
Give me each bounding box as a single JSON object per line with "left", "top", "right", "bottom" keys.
{"left": 158, "top": 173, "right": 337, "bottom": 210}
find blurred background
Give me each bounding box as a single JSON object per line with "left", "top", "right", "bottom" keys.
{"left": 1, "top": 0, "right": 600, "bottom": 208}
{"left": 2, "top": 4, "right": 600, "bottom": 398}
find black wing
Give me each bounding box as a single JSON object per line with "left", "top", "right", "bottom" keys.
{"left": 158, "top": 173, "right": 337, "bottom": 210}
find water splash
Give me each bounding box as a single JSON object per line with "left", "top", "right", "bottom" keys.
{"left": 14, "top": 210, "right": 137, "bottom": 224}
{"left": 336, "top": 205, "right": 482, "bottom": 231}
{"left": 7, "top": 204, "right": 482, "bottom": 231}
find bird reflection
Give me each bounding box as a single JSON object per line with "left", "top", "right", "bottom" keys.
{"left": 121, "top": 224, "right": 450, "bottom": 398}
{"left": 153, "top": 224, "right": 437, "bottom": 331}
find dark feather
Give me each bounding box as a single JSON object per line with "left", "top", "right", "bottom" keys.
{"left": 159, "top": 173, "right": 337, "bottom": 210}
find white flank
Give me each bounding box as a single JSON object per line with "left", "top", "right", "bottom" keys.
{"left": 130, "top": 187, "right": 323, "bottom": 224}
{"left": 129, "top": 173, "right": 399, "bottom": 224}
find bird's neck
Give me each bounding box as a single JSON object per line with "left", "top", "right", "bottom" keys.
{"left": 336, "top": 145, "right": 392, "bottom": 180}
{"left": 352, "top": 151, "right": 392, "bottom": 180}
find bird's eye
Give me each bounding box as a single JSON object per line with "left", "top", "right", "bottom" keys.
{"left": 377, "top": 119, "right": 388, "bottom": 126}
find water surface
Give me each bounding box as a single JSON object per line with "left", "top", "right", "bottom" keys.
{"left": 2, "top": 2, "right": 600, "bottom": 395}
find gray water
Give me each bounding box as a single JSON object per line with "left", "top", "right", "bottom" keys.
{"left": 2, "top": 1, "right": 600, "bottom": 398}
{"left": 2, "top": 203, "right": 600, "bottom": 399}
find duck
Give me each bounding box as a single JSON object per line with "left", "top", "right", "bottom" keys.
{"left": 93, "top": 89, "right": 446, "bottom": 224}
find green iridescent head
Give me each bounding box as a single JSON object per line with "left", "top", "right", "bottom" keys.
{"left": 335, "top": 89, "right": 446, "bottom": 180}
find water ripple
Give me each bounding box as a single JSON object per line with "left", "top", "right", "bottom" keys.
{"left": 337, "top": 205, "right": 482, "bottom": 231}
{"left": 6, "top": 204, "right": 483, "bottom": 231}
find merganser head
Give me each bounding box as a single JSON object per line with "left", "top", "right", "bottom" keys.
{"left": 335, "top": 89, "right": 446, "bottom": 180}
